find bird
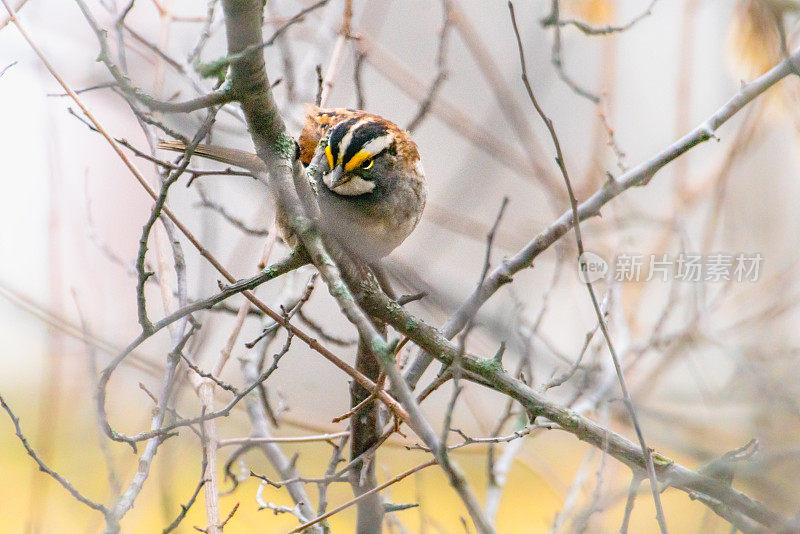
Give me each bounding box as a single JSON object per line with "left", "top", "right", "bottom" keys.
{"left": 164, "top": 109, "right": 423, "bottom": 534}
{"left": 158, "top": 106, "right": 427, "bottom": 262}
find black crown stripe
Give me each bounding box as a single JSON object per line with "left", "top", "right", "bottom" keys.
{"left": 341, "top": 122, "right": 390, "bottom": 167}
{"left": 328, "top": 118, "right": 359, "bottom": 167}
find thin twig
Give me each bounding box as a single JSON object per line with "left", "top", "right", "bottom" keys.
{"left": 403, "top": 4, "right": 800, "bottom": 402}
{"left": 543, "top": 0, "right": 659, "bottom": 36}
{"left": 0, "top": 60, "right": 17, "bottom": 78}
{"left": 0, "top": 0, "right": 25, "bottom": 30}
{"left": 162, "top": 454, "right": 208, "bottom": 533}
{"left": 73, "top": 0, "right": 235, "bottom": 113}
{"left": 71, "top": 290, "right": 122, "bottom": 497}
{"left": 318, "top": 0, "right": 352, "bottom": 106}
{"left": 297, "top": 309, "right": 357, "bottom": 346}
{"left": 508, "top": 3, "right": 668, "bottom": 532}
{"left": 406, "top": 0, "right": 453, "bottom": 132}
{"left": 620, "top": 476, "right": 643, "bottom": 534}
{"left": 135, "top": 108, "right": 219, "bottom": 333}
{"left": 543, "top": 0, "right": 599, "bottom": 103}
{"left": 288, "top": 461, "right": 437, "bottom": 534}
{"left": 218, "top": 431, "right": 349, "bottom": 448}
{"left": 0, "top": 393, "right": 108, "bottom": 514}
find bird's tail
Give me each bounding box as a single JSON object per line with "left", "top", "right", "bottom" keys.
{"left": 157, "top": 140, "right": 267, "bottom": 173}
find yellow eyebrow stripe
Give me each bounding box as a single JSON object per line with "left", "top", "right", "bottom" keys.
{"left": 325, "top": 145, "right": 334, "bottom": 170}
{"left": 345, "top": 150, "right": 371, "bottom": 172}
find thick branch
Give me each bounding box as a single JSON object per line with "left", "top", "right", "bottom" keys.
{"left": 219, "top": 1, "right": 494, "bottom": 531}
{"left": 351, "top": 270, "right": 794, "bottom": 532}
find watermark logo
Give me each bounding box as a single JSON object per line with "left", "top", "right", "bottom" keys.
{"left": 578, "top": 251, "right": 609, "bottom": 283}
{"left": 576, "top": 252, "right": 763, "bottom": 283}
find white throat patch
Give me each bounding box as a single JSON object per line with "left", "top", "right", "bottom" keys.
{"left": 324, "top": 173, "right": 376, "bottom": 196}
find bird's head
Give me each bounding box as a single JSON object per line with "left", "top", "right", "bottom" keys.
{"left": 320, "top": 115, "right": 406, "bottom": 197}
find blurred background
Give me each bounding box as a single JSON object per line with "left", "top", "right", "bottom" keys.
{"left": 2, "top": 0, "right": 800, "bottom": 531}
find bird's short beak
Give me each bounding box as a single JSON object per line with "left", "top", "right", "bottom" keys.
{"left": 324, "top": 165, "right": 350, "bottom": 190}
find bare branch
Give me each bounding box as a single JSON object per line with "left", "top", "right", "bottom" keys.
{"left": 288, "top": 461, "right": 436, "bottom": 534}
{"left": 404, "top": 37, "right": 800, "bottom": 391}
{"left": 350, "top": 262, "right": 795, "bottom": 531}
{"left": 542, "top": 0, "right": 660, "bottom": 36}
{"left": 162, "top": 451, "right": 208, "bottom": 534}
{"left": 0, "top": 60, "right": 16, "bottom": 78}
{"left": 73, "top": 0, "right": 235, "bottom": 113}
{"left": 0, "top": 393, "right": 108, "bottom": 515}
{"left": 406, "top": 0, "right": 453, "bottom": 132}
{"left": 508, "top": 3, "right": 668, "bottom": 530}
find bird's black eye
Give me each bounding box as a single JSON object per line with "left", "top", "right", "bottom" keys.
{"left": 362, "top": 159, "right": 374, "bottom": 170}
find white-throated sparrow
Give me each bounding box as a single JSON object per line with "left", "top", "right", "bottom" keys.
{"left": 159, "top": 106, "right": 427, "bottom": 261}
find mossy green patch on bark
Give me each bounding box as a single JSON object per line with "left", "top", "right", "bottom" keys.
{"left": 329, "top": 280, "right": 349, "bottom": 299}
{"left": 275, "top": 131, "right": 297, "bottom": 161}
{"left": 652, "top": 453, "right": 674, "bottom": 467}
{"left": 471, "top": 357, "right": 505, "bottom": 376}
{"left": 370, "top": 337, "right": 392, "bottom": 360}
{"left": 385, "top": 300, "right": 403, "bottom": 317}
{"left": 260, "top": 265, "right": 276, "bottom": 279}
{"left": 291, "top": 216, "right": 314, "bottom": 236}
{"left": 195, "top": 57, "right": 229, "bottom": 83}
